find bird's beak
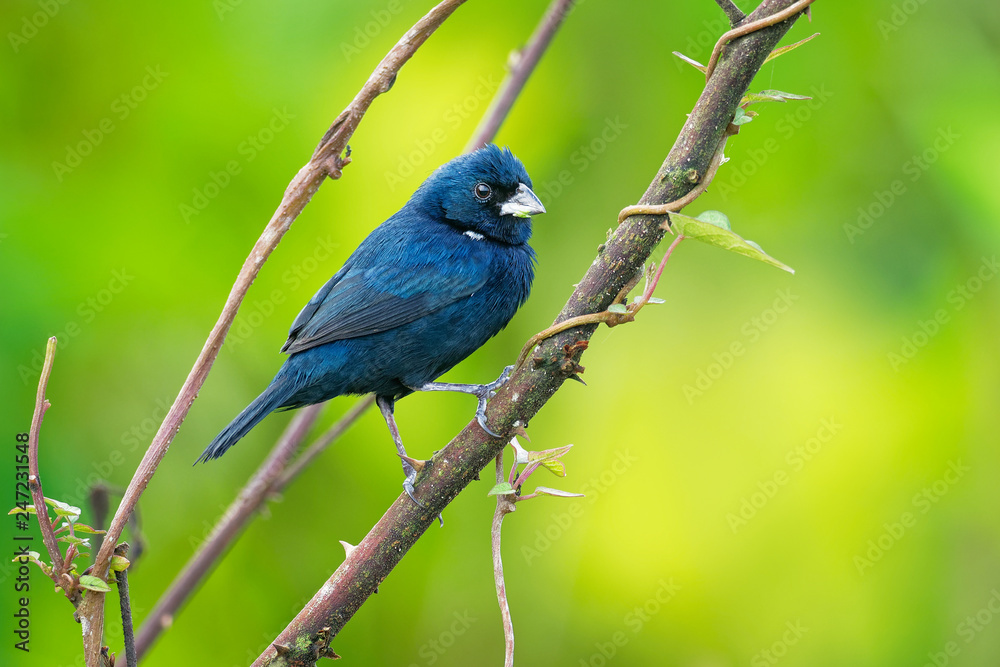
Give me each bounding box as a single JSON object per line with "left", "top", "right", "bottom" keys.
{"left": 499, "top": 183, "right": 546, "bottom": 219}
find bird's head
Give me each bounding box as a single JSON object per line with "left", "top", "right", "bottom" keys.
{"left": 413, "top": 144, "right": 545, "bottom": 245}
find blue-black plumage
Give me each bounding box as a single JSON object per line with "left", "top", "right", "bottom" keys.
{"left": 198, "top": 145, "right": 544, "bottom": 495}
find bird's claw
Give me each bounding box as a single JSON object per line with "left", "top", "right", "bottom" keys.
{"left": 477, "top": 408, "right": 501, "bottom": 437}
{"left": 475, "top": 365, "right": 516, "bottom": 437}
{"left": 403, "top": 474, "right": 426, "bottom": 508}
{"left": 403, "top": 471, "right": 442, "bottom": 524}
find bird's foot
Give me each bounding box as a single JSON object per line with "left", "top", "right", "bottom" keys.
{"left": 475, "top": 365, "right": 516, "bottom": 437}
{"left": 402, "top": 467, "right": 443, "bottom": 525}
{"left": 402, "top": 471, "right": 426, "bottom": 508}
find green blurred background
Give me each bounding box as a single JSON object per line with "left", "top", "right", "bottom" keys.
{"left": 3, "top": 0, "right": 1000, "bottom": 665}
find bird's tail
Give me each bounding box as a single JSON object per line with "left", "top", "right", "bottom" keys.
{"left": 196, "top": 376, "right": 295, "bottom": 463}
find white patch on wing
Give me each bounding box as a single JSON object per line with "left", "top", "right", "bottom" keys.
{"left": 464, "top": 230, "right": 484, "bottom": 241}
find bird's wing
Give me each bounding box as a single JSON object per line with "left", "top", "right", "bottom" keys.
{"left": 281, "top": 232, "right": 489, "bottom": 355}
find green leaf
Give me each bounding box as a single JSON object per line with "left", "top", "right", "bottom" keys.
{"left": 607, "top": 303, "right": 627, "bottom": 314}
{"left": 731, "top": 108, "right": 754, "bottom": 125}
{"left": 647, "top": 297, "right": 666, "bottom": 304}
{"left": 110, "top": 555, "right": 131, "bottom": 572}
{"left": 666, "top": 212, "right": 795, "bottom": 274}
{"left": 527, "top": 445, "right": 573, "bottom": 464}
{"left": 533, "top": 486, "right": 585, "bottom": 499}
{"left": 488, "top": 482, "right": 516, "bottom": 496}
{"left": 671, "top": 51, "right": 706, "bottom": 73}
{"left": 78, "top": 575, "right": 111, "bottom": 593}
{"left": 696, "top": 210, "right": 731, "bottom": 231}
{"left": 71, "top": 523, "right": 106, "bottom": 535}
{"left": 44, "top": 497, "right": 81, "bottom": 522}
{"left": 540, "top": 459, "right": 566, "bottom": 477}
{"left": 741, "top": 89, "right": 812, "bottom": 107}
{"left": 12, "top": 550, "right": 53, "bottom": 576}
{"left": 764, "top": 33, "right": 820, "bottom": 65}
{"left": 57, "top": 534, "right": 90, "bottom": 547}
{"left": 8, "top": 505, "right": 36, "bottom": 516}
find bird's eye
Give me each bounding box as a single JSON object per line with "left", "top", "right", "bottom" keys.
{"left": 473, "top": 182, "right": 492, "bottom": 201}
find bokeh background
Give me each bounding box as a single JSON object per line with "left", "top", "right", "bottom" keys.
{"left": 3, "top": 0, "right": 1000, "bottom": 665}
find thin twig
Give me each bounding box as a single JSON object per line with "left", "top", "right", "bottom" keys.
{"left": 492, "top": 454, "right": 516, "bottom": 667}
{"left": 714, "top": 0, "right": 746, "bottom": 26}
{"left": 134, "top": 403, "right": 324, "bottom": 660}
{"left": 705, "top": 0, "right": 813, "bottom": 80}
{"left": 76, "top": 2, "right": 470, "bottom": 663}
{"left": 464, "top": 0, "right": 576, "bottom": 152}
{"left": 113, "top": 544, "right": 136, "bottom": 667}
{"left": 26, "top": 337, "right": 75, "bottom": 599}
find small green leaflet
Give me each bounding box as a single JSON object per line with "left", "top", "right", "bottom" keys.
{"left": 764, "top": 33, "right": 820, "bottom": 65}
{"left": 607, "top": 303, "right": 628, "bottom": 314}
{"left": 741, "top": 89, "right": 812, "bottom": 106}
{"left": 540, "top": 459, "right": 566, "bottom": 477}
{"left": 673, "top": 33, "right": 818, "bottom": 76}
{"left": 78, "top": 575, "right": 111, "bottom": 593}
{"left": 732, "top": 108, "right": 754, "bottom": 126}
{"left": 667, "top": 211, "right": 794, "bottom": 274}
{"left": 532, "top": 487, "right": 585, "bottom": 499}
{"left": 71, "top": 523, "right": 106, "bottom": 535}
{"left": 44, "top": 497, "right": 81, "bottom": 522}
{"left": 488, "top": 482, "right": 516, "bottom": 496}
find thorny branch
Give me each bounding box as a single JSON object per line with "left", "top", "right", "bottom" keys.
{"left": 253, "top": 0, "right": 815, "bottom": 664}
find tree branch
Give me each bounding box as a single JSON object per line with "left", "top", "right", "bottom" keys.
{"left": 464, "top": 0, "right": 577, "bottom": 152}
{"left": 705, "top": 0, "right": 812, "bottom": 80}
{"left": 714, "top": 0, "right": 746, "bottom": 26}
{"left": 253, "top": 0, "right": 815, "bottom": 663}
{"left": 74, "top": 1, "right": 470, "bottom": 664}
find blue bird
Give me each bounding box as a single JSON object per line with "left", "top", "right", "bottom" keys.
{"left": 198, "top": 145, "right": 545, "bottom": 503}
